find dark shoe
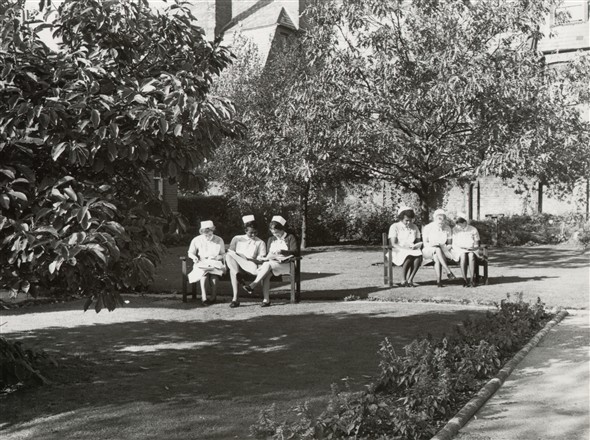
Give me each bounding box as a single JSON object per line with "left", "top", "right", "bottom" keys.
{"left": 243, "top": 284, "right": 254, "bottom": 294}
{"left": 202, "top": 299, "right": 211, "bottom": 306}
{"left": 261, "top": 301, "right": 271, "bottom": 308}
{"left": 399, "top": 281, "right": 409, "bottom": 287}
{"left": 463, "top": 281, "right": 469, "bottom": 287}
{"left": 230, "top": 301, "right": 240, "bottom": 308}
{"left": 437, "top": 282, "right": 445, "bottom": 288}
{"left": 447, "top": 272, "right": 456, "bottom": 280}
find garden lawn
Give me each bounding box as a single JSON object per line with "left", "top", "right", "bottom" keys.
{"left": 0, "top": 300, "right": 489, "bottom": 440}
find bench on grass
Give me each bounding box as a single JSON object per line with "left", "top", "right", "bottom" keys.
{"left": 381, "top": 232, "right": 489, "bottom": 287}
{"left": 180, "top": 256, "right": 302, "bottom": 304}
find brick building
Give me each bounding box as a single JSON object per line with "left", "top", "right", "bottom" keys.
{"left": 439, "top": 1, "right": 590, "bottom": 220}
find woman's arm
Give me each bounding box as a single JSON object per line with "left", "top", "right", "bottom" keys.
{"left": 187, "top": 238, "right": 199, "bottom": 261}
{"left": 279, "top": 234, "right": 299, "bottom": 256}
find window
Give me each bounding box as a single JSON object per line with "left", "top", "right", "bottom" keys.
{"left": 554, "top": 1, "right": 589, "bottom": 25}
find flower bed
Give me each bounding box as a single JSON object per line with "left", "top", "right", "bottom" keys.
{"left": 251, "top": 295, "right": 553, "bottom": 440}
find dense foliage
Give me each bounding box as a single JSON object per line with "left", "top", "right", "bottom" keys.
{"left": 251, "top": 296, "right": 552, "bottom": 439}
{"left": 302, "top": 0, "right": 590, "bottom": 223}
{"left": 0, "top": 0, "right": 237, "bottom": 309}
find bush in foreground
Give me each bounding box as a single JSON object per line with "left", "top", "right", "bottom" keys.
{"left": 251, "top": 295, "right": 552, "bottom": 440}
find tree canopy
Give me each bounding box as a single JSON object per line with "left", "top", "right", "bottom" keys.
{"left": 0, "top": 0, "right": 237, "bottom": 309}
{"left": 210, "top": 31, "right": 360, "bottom": 247}
{"left": 303, "top": 0, "right": 590, "bottom": 221}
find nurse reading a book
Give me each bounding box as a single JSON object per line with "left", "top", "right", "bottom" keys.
{"left": 225, "top": 215, "right": 267, "bottom": 308}
{"left": 244, "top": 215, "right": 299, "bottom": 307}
{"left": 187, "top": 220, "right": 226, "bottom": 305}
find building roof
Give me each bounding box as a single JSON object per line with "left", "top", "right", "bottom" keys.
{"left": 222, "top": 0, "right": 297, "bottom": 33}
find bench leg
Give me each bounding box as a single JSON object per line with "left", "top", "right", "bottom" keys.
{"left": 387, "top": 248, "right": 393, "bottom": 287}
{"left": 192, "top": 282, "right": 197, "bottom": 300}
{"left": 483, "top": 261, "right": 489, "bottom": 285}
{"left": 182, "top": 259, "right": 188, "bottom": 303}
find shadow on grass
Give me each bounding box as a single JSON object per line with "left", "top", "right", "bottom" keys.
{"left": 487, "top": 246, "right": 589, "bottom": 269}
{"left": 0, "top": 307, "right": 487, "bottom": 436}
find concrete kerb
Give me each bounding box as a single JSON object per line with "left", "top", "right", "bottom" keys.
{"left": 430, "top": 309, "right": 570, "bottom": 440}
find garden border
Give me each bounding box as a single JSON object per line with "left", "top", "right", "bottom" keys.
{"left": 430, "top": 309, "right": 569, "bottom": 440}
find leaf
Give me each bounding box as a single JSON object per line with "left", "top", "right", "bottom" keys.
{"left": 109, "top": 122, "right": 119, "bottom": 138}
{"left": 0, "top": 168, "right": 15, "bottom": 179}
{"left": 83, "top": 295, "right": 93, "bottom": 312}
{"left": 36, "top": 226, "right": 59, "bottom": 238}
{"left": 159, "top": 118, "right": 169, "bottom": 134}
{"left": 8, "top": 190, "right": 27, "bottom": 202}
{"left": 90, "top": 109, "right": 100, "bottom": 128}
{"left": 173, "top": 124, "right": 182, "bottom": 136}
{"left": 0, "top": 194, "right": 9, "bottom": 210}
{"left": 51, "top": 142, "right": 67, "bottom": 161}
{"left": 63, "top": 186, "right": 77, "bottom": 201}
{"left": 77, "top": 206, "right": 88, "bottom": 222}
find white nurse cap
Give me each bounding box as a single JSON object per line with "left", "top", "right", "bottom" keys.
{"left": 271, "top": 215, "right": 287, "bottom": 226}
{"left": 242, "top": 214, "right": 255, "bottom": 224}
{"left": 200, "top": 220, "right": 214, "bottom": 230}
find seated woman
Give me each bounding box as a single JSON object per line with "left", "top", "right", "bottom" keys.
{"left": 187, "top": 220, "right": 226, "bottom": 305}
{"left": 388, "top": 206, "right": 423, "bottom": 287}
{"left": 225, "top": 215, "right": 267, "bottom": 308}
{"left": 244, "top": 215, "right": 298, "bottom": 307}
{"left": 450, "top": 212, "right": 482, "bottom": 288}
{"left": 422, "top": 209, "right": 456, "bottom": 287}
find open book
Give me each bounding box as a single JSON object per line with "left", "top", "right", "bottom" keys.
{"left": 259, "top": 253, "right": 293, "bottom": 263}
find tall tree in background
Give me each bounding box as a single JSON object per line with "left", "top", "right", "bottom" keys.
{"left": 211, "top": 31, "right": 359, "bottom": 248}
{"left": 304, "top": 0, "right": 590, "bottom": 222}
{"left": 0, "top": 0, "right": 237, "bottom": 309}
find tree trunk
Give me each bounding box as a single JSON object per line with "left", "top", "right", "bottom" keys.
{"left": 419, "top": 196, "right": 430, "bottom": 225}
{"left": 300, "top": 187, "right": 310, "bottom": 249}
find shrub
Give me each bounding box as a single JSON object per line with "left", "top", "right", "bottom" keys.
{"left": 470, "top": 213, "right": 587, "bottom": 247}
{"left": 177, "top": 195, "right": 244, "bottom": 242}
{"left": 251, "top": 296, "right": 552, "bottom": 440}
{"left": 572, "top": 221, "right": 590, "bottom": 248}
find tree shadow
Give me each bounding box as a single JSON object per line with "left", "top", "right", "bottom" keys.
{"left": 0, "top": 306, "right": 487, "bottom": 438}
{"left": 488, "top": 246, "right": 589, "bottom": 269}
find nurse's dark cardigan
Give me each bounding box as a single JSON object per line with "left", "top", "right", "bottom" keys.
{"left": 266, "top": 233, "right": 299, "bottom": 257}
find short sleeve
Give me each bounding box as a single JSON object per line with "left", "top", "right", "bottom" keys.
{"left": 257, "top": 239, "right": 267, "bottom": 258}
{"left": 229, "top": 236, "right": 238, "bottom": 252}
{"left": 388, "top": 223, "right": 398, "bottom": 240}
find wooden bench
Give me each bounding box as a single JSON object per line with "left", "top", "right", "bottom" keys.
{"left": 180, "top": 256, "right": 302, "bottom": 304}
{"left": 381, "top": 232, "right": 489, "bottom": 287}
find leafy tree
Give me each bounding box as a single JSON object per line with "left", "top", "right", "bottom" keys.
{"left": 211, "top": 31, "right": 360, "bottom": 248}
{"left": 303, "top": 0, "right": 590, "bottom": 222}
{"left": 0, "top": 0, "right": 237, "bottom": 310}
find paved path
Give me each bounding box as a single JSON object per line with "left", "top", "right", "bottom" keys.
{"left": 456, "top": 310, "right": 590, "bottom": 440}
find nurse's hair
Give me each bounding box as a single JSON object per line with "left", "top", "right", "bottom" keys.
{"left": 398, "top": 209, "right": 415, "bottom": 222}
{"left": 269, "top": 220, "right": 285, "bottom": 231}
{"left": 244, "top": 221, "right": 258, "bottom": 231}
